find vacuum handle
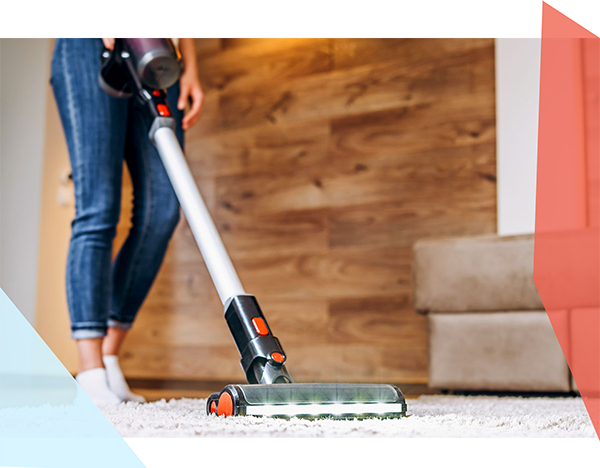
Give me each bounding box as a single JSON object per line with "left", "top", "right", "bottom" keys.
{"left": 153, "top": 126, "right": 246, "bottom": 304}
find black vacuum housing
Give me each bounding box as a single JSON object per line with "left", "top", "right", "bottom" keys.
{"left": 225, "top": 295, "right": 293, "bottom": 385}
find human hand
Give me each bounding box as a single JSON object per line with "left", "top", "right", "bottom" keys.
{"left": 102, "top": 38, "right": 115, "bottom": 50}
{"left": 178, "top": 68, "right": 204, "bottom": 130}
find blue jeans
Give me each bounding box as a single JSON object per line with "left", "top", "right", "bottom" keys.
{"left": 51, "top": 39, "right": 184, "bottom": 339}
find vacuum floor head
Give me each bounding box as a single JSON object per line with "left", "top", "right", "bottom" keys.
{"left": 207, "top": 383, "right": 407, "bottom": 420}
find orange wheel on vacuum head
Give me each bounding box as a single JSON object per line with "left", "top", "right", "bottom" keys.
{"left": 210, "top": 400, "right": 217, "bottom": 414}
{"left": 217, "top": 392, "right": 234, "bottom": 417}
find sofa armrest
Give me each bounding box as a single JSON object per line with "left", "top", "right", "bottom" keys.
{"left": 413, "top": 234, "right": 542, "bottom": 313}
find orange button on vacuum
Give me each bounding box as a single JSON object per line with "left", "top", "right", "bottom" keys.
{"left": 157, "top": 104, "right": 171, "bottom": 117}
{"left": 271, "top": 352, "right": 285, "bottom": 363}
{"left": 251, "top": 317, "right": 269, "bottom": 336}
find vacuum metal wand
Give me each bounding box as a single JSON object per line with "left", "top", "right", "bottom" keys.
{"left": 153, "top": 126, "right": 246, "bottom": 305}
{"left": 152, "top": 124, "right": 292, "bottom": 384}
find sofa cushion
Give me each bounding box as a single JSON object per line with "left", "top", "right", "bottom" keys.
{"left": 413, "top": 234, "right": 542, "bottom": 313}
{"left": 428, "top": 311, "right": 570, "bottom": 392}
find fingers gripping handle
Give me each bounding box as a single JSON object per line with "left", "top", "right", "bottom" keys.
{"left": 152, "top": 126, "right": 246, "bottom": 304}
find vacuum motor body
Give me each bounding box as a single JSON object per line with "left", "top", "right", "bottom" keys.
{"left": 99, "top": 38, "right": 180, "bottom": 141}
{"left": 99, "top": 38, "right": 181, "bottom": 98}
{"left": 123, "top": 38, "right": 181, "bottom": 90}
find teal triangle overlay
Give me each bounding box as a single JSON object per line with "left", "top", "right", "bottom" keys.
{"left": 0, "top": 288, "right": 145, "bottom": 468}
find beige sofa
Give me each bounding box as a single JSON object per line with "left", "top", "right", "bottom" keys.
{"left": 412, "top": 234, "right": 572, "bottom": 392}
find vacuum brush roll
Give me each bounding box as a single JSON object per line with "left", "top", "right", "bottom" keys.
{"left": 207, "top": 383, "right": 407, "bottom": 419}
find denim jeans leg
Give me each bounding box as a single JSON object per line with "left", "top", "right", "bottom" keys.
{"left": 51, "top": 38, "right": 130, "bottom": 339}
{"left": 108, "top": 83, "right": 184, "bottom": 326}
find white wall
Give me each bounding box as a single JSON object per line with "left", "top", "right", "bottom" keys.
{"left": 0, "top": 39, "right": 50, "bottom": 324}
{"left": 495, "top": 39, "right": 541, "bottom": 236}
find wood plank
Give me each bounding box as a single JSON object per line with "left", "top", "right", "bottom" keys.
{"left": 164, "top": 207, "right": 329, "bottom": 262}
{"left": 124, "top": 305, "right": 234, "bottom": 347}
{"left": 121, "top": 343, "right": 427, "bottom": 383}
{"left": 131, "top": 388, "right": 215, "bottom": 401}
{"left": 216, "top": 168, "right": 329, "bottom": 215}
{"left": 258, "top": 299, "right": 330, "bottom": 345}
{"left": 215, "top": 143, "right": 496, "bottom": 215}
{"left": 328, "top": 295, "right": 427, "bottom": 346}
{"left": 161, "top": 222, "right": 207, "bottom": 266}
{"left": 125, "top": 299, "right": 331, "bottom": 348}
{"left": 217, "top": 41, "right": 494, "bottom": 131}
{"left": 332, "top": 38, "right": 494, "bottom": 70}
{"left": 143, "top": 260, "right": 222, "bottom": 309}
{"left": 196, "top": 39, "right": 332, "bottom": 94}
{"left": 120, "top": 345, "right": 244, "bottom": 381}
{"left": 221, "top": 38, "right": 274, "bottom": 49}
{"left": 285, "top": 344, "right": 427, "bottom": 383}
{"left": 329, "top": 94, "right": 496, "bottom": 159}
{"left": 217, "top": 208, "right": 329, "bottom": 259}
{"left": 329, "top": 198, "right": 496, "bottom": 249}
{"left": 187, "top": 88, "right": 221, "bottom": 138}
{"left": 185, "top": 119, "right": 330, "bottom": 179}
{"left": 186, "top": 91, "right": 494, "bottom": 180}
{"left": 193, "top": 38, "right": 222, "bottom": 57}
{"left": 180, "top": 176, "right": 216, "bottom": 212}
{"left": 235, "top": 247, "right": 412, "bottom": 300}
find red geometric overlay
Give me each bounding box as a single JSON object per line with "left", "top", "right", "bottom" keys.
{"left": 535, "top": 3, "right": 600, "bottom": 439}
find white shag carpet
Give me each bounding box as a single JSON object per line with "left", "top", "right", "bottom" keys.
{"left": 100, "top": 395, "right": 597, "bottom": 438}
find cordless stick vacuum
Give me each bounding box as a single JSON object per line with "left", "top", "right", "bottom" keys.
{"left": 100, "top": 39, "right": 407, "bottom": 419}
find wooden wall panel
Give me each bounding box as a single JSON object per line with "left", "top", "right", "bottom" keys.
{"left": 120, "top": 39, "right": 497, "bottom": 385}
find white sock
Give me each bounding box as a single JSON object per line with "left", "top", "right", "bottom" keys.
{"left": 103, "top": 355, "right": 146, "bottom": 403}
{"left": 76, "top": 367, "right": 123, "bottom": 406}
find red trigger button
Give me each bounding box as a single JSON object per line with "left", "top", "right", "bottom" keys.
{"left": 157, "top": 104, "right": 170, "bottom": 117}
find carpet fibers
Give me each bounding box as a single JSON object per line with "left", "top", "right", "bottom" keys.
{"left": 100, "top": 395, "right": 596, "bottom": 437}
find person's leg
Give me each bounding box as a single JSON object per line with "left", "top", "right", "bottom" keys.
{"left": 51, "top": 38, "right": 129, "bottom": 404}
{"left": 77, "top": 338, "right": 104, "bottom": 371}
{"left": 102, "top": 326, "right": 128, "bottom": 356}
{"left": 102, "top": 82, "right": 184, "bottom": 401}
